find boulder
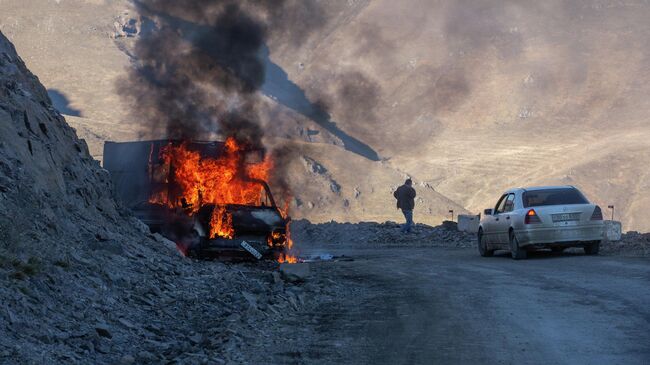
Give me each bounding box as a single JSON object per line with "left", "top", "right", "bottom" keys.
{"left": 604, "top": 220, "right": 622, "bottom": 241}
{"left": 457, "top": 215, "right": 480, "bottom": 233}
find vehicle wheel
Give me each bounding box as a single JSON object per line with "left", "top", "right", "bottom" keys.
{"left": 509, "top": 231, "right": 527, "bottom": 260}
{"left": 478, "top": 229, "right": 493, "bottom": 257}
{"left": 584, "top": 240, "right": 600, "bottom": 255}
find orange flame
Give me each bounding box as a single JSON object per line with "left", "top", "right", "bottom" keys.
{"left": 267, "top": 231, "right": 283, "bottom": 247}
{"left": 276, "top": 221, "right": 298, "bottom": 262}
{"left": 150, "top": 137, "right": 272, "bottom": 213}
{"left": 149, "top": 137, "right": 296, "bottom": 262}
{"left": 209, "top": 205, "right": 234, "bottom": 239}
{"left": 278, "top": 253, "right": 299, "bottom": 264}
{"left": 285, "top": 221, "right": 294, "bottom": 250}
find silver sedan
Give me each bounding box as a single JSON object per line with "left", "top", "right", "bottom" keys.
{"left": 478, "top": 186, "right": 604, "bottom": 259}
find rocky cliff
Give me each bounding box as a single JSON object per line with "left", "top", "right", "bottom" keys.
{"left": 0, "top": 31, "right": 322, "bottom": 364}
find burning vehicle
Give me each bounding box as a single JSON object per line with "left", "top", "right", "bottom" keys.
{"left": 103, "top": 138, "right": 293, "bottom": 260}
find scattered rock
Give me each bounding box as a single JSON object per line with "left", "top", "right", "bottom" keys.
{"left": 117, "top": 318, "right": 136, "bottom": 329}
{"left": 152, "top": 233, "right": 183, "bottom": 256}
{"left": 441, "top": 220, "right": 457, "bottom": 231}
{"left": 95, "top": 325, "right": 112, "bottom": 339}
{"left": 119, "top": 355, "right": 136, "bottom": 365}
{"left": 188, "top": 333, "right": 203, "bottom": 345}
{"left": 602, "top": 231, "right": 650, "bottom": 256}
{"left": 242, "top": 291, "right": 258, "bottom": 309}
{"left": 354, "top": 187, "right": 361, "bottom": 199}
{"left": 280, "top": 263, "right": 310, "bottom": 283}
{"left": 291, "top": 219, "right": 477, "bottom": 248}
{"left": 137, "top": 350, "right": 156, "bottom": 362}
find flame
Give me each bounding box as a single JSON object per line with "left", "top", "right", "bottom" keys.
{"left": 149, "top": 137, "right": 272, "bottom": 213}
{"left": 276, "top": 221, "right": 298, "bottom": 262}
{"left": 149, "top": 137, "right": 296, "bottom": 262}
{"left": 277, "top": 198, "right": 292, "bottom": 220}
{"left": 209, "top": 205, "right": 234, "bottom": 239}
{"left": 267, "top": 231, "right": 283, "bottom": 247}
{"left": 278, "top": 253, "right": 299, "bottom": 264}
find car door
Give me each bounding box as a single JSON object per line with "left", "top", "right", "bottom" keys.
{"left": 485, "top": 194, "right": 508, "bottom": 244}
{"left": 496, "top": 194, "right": 516, "bottom": 243}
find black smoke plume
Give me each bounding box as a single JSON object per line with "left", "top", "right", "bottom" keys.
{"left": 125, "top": 0, "right": 323, "bottom": 148}
{"left": 122, "top": 0, "right": 331, "bottom": 205}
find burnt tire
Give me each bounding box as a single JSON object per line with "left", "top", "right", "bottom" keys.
{"left": 584, "top": 240, "right": 600, "bottom": 255}
{"left": 478, "top": 229, "right": 493, "bottom": 257}
{"left": 509, "top": 231, "right": 527, "bottom": 260}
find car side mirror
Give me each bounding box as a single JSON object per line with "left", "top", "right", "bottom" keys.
{"left": 484, "top": 209, "right": 493, "bottom": 216}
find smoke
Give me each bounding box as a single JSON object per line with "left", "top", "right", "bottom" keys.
{"left": 124, "top": 0, "right": 323, "bottom": 148}
{"left": 311, "top": 71, "right": 382, "bottom": 130}
{"left": 121, "top": 0, "right": 330, "bottom": 206}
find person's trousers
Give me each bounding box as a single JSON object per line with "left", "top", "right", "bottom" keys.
{"left": 401, "top": 209, "right": 413, "bottom": 233}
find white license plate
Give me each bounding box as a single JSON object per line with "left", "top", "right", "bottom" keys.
{"left": 240, "top": 241, "right": 262, "bottom": 259}
{"left": 552, "top": 213, "right": 581, "bottom": 222}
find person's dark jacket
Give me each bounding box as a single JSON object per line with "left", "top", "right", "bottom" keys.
{"left": 393, "top": 184, "right": 416, "bottom": 210}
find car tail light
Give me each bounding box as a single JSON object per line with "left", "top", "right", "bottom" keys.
{"left": 591, "top": 206, "right": 603, "bottom": 221}
{"left": 525, "top": 209, "right": 541, "bottom": 224}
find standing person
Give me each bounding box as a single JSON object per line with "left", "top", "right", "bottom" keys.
{"left": 393, "top": 179, "right": 416, "bottom": 233}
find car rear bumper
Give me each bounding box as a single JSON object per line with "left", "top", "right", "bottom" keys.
{"left": 516, "top": 224, "right": 604, "bottom": 246}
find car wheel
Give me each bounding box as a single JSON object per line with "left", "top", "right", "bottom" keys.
{"left": 584, "top": 240, "right": 600, "bottom": 255}
{"left": 509, "top": 230, "right": 527, "bottom": 260}
{"left": 478, "top": 229, "right": 493, "bottom": 257}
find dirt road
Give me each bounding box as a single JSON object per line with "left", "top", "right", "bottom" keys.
{"left": 278, "top": 247, "right": 650, "bottom": 364}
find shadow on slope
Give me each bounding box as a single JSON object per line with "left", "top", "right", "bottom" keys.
{"left": 47, "top": 89, "right": 82, "bottom": 117}
{"left": 261, "top": 46, "right": 380, "bottom": 161}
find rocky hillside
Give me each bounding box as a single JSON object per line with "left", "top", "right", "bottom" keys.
{"left": 0, "top": 31, "right": 332, "bottom": 364}
{"left": 0, "top": 28, "right": 135, "bottom": 260}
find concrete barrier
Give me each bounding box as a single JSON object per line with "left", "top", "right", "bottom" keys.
{"left": 458, "top": 215, "right": 480, "bottom": 233}
{"left": 604, "top": 220, "right": 622, "bottom": 241}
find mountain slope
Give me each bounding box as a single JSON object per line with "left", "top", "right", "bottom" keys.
{"left": 269, "top": 0, "right": 650, "bottom": 230}
{"left": 2, "top": 0, "right": 648, "bottom": 230}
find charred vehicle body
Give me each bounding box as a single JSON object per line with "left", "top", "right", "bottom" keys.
{"left": 103, "top": 140, "right": 289, "bottom": 259}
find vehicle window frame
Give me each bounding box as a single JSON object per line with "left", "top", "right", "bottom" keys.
{"left": 522, "top": 188, "right": 589, "bottom": 208}
{"left": 494, "top": 194, "right": 508, "bottom": 214}
{"left": 504, "top": 194, "right": 516, "bottom": 213}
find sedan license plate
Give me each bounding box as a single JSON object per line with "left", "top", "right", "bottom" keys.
{"left": 552, "top": 213, "right": 581, "bottom": 223}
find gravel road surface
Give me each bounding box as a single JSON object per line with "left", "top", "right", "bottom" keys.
{"left": 291, "top": 247, "right": 650, "bottom": 365}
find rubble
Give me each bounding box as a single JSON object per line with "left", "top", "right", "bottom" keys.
{"left": 109, "top": 12, "right": 151, "bottom": 39}
{"left": 291, "top": 220, "right": 477, "bottom": 248}
{"left": 280, "top": 263, "right": 311, "bottom": 283}
{"left": 291, "top": 220, "right": 649, "bottom": 257}
{"left": 601, "top": 231, "right": 650, "bottom": 257}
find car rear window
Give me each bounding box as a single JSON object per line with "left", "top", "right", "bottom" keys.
{"left": 522, "top": 188, "right": 589, "bottom": 207}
